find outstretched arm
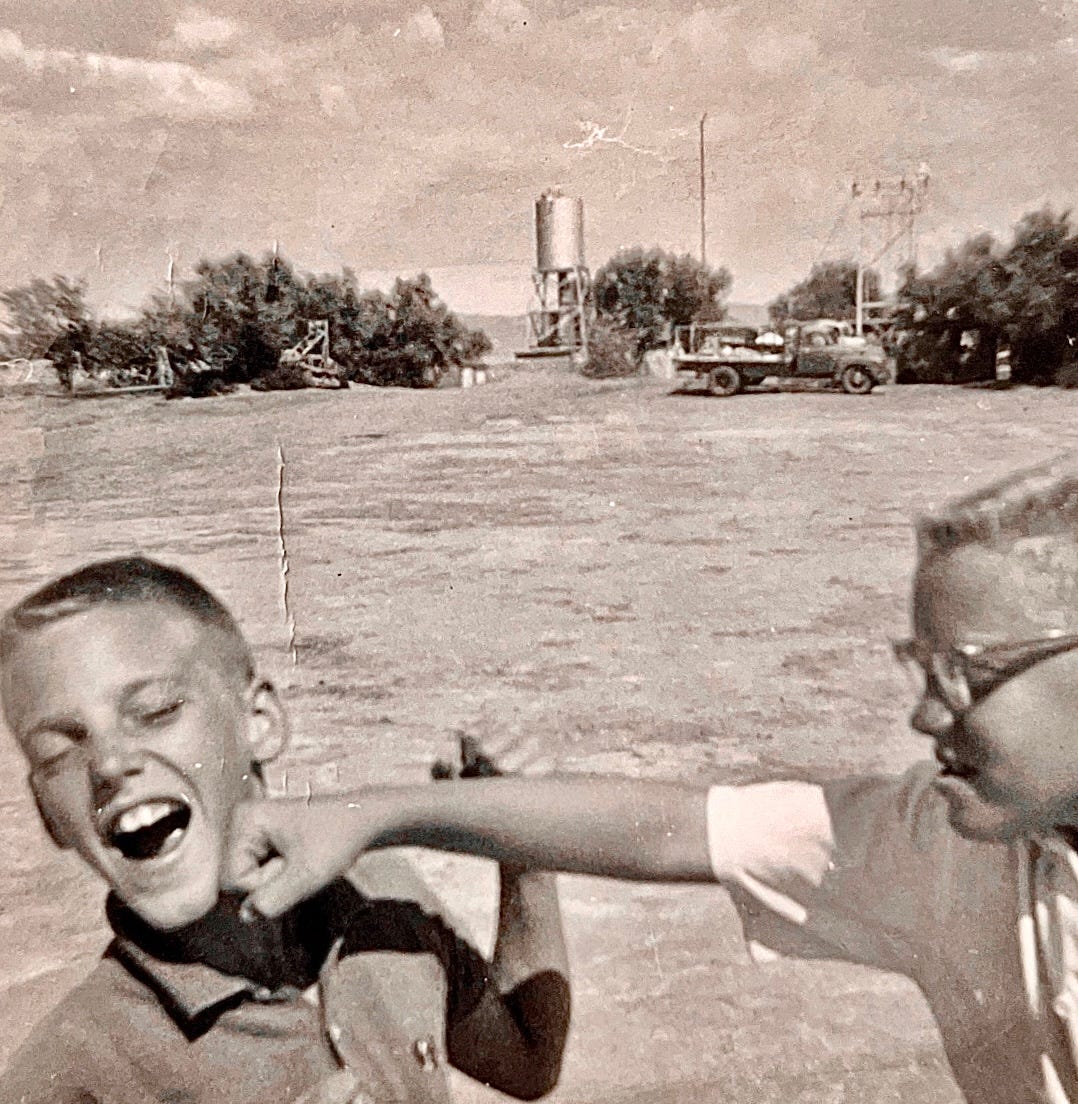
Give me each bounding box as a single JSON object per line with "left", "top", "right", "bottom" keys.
{"left": 228, "top": 776, "right": 714, "bottom": 922}
{"left": 385, "top": 776, "right": 714, "bottom": 880}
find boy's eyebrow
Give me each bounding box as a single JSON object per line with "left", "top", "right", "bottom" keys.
{"left": 117, "top": 675, "right": 185, "bottom": 704}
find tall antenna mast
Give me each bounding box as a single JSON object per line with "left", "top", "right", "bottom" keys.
{"left": 851, "top": 166, "right": 929, "bottom": 334}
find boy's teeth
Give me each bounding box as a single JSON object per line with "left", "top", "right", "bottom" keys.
{"left": 117, "top": 802, "right": 172, "bottom": 834}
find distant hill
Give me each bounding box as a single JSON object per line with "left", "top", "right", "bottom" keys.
{"left": 725, "top": 302, "right": 770, "bottom": 327}
{"left": 458, "top": 314, "right": 529, "bottom": 361}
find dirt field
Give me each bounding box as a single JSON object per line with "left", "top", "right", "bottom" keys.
{"left": 4, "top": 369, "right": 1078, "bottom": 1101}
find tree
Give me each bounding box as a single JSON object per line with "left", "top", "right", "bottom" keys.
{"left": 768, "top": 260, "right": 881, "bottom": 324}
{"left": 0, "top": 275, "right": 94, "bottom": 385}
{"left": 84, "top": 323, "right": 158, "bottom": 386}
{"left": 897, "top": 233, "right": 1006, "bottom": 382}
{"left": 140, "top": 256, "right": 490, "bottom": 390}
{"left": 897, "top": 209, "right": 1078, "bottom": 384}
{"left": 1, "top": 254, "right": 493, "bottom": 395}
{"left": 996, "top": 208, "right": 1078, "bottom": 383}
{"left": 356, "top": 273, "right": 492, "bottom": 387}
{"left": 592, "top": 247, "right": 732, "bottom": 352}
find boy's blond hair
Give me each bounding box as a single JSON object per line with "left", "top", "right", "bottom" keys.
{"left": 0, "top": 556, "right": 255, "bottom": 682}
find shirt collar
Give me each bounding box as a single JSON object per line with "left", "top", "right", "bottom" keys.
{"left": 104, "top": 881, "right": 367, "bottom": 1029}
{"left": 110, "top": 934, "right": 255, "bottom": 1026}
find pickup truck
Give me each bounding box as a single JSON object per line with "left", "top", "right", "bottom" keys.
{"left": 669, "top": 320, "right": 892, "bottom": 396}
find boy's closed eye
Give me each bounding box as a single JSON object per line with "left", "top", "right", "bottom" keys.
{"left": 26, "top": 724, "right": 84, "bottom": 773}
{"left": 129, "top": 698, "right": 186, "bottom": 727}
{"left": 24, "top": 696, "right": 186, "bottom": 774}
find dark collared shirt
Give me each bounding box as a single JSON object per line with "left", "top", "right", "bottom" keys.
{"left": 1, "top": 863, "right": 491, "bottom": 1104}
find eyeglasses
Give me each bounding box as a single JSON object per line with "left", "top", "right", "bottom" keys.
{"left": 891, "top": 632, "right": 1078, "bottom": 712}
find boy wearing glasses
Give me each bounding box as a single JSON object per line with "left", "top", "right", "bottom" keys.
{"left": 230, "top": 460, "right": 1078, "bottom": 1104}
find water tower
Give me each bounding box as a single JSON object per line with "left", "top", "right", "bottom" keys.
{"left": 517, "top": 188, "right": 590, "bottom": 360}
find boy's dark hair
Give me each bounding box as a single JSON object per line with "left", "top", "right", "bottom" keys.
{"left": 0, "top": 557, "right": 255, "bottom": 682}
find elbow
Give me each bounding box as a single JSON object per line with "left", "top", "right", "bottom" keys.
{"left": 501, "top": 973, "right": 571, "bottom": 1100}
{"left": 511, "top": 1075, "right": 559, "bottom": 1101}
{"left": 521, "top": 1031, "right": 569, "bottom": 1101}
{"left": 476, "top": 1046, "right": 565, "bottom": 1102}
{"left": 497, "top": 1051, "right": 565, "bottom": 1101}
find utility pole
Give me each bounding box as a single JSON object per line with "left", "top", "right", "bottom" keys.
{"left": 699, "top": 112, "right": 708, "bottom": 269}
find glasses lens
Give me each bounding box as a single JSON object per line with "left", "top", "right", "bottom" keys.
{"left": 891, "top": 640, "right": 971, "bottom": 711}
{"left": 929, "top": 652, "right": 972, "bottom": 711}
{"left": 892, "top": 641, "right": 927, "bottom": 697}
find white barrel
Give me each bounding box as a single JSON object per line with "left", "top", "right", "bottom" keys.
{"left": 536, "top": 194, "right": 585, "bottom": 271}
{"left": 460, "top": 366, "right": 475, "bottom": 388}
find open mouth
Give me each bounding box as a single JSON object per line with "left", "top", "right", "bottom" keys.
{"left": 103, "top": 800, "right": 192, "bottom": 861}
{"left": 936, "top": 749, "right": 978, "bottom": 781}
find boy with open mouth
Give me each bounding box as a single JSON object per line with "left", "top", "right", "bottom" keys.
{"left": 0, "top": 557, "right": 569, "bottom": 1104}
{"left": 229, "top": 459, "right": 1078, "bottom": 1104}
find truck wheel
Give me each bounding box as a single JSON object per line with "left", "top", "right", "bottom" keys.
{"left": 840, "top": 365, "right": 874, "bottom": 395}
{"left": 707, "top": 366, "right": 741, "bottom": 396}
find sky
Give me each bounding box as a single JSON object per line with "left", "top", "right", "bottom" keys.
{"left": 0, "top": 0, "right": 1074, "bottom": 318}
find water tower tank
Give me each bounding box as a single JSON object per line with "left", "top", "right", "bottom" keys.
{"left": 535, "top": 194, "right": 585, "bottom": 271}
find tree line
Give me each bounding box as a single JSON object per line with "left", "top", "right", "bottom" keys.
{"left": 0, "top": 254, "right": 491, "bottom": 394}
{"left": 2, "top": 205, "right": 1074, "bottom": 390}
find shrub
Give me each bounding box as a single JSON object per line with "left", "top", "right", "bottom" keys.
{"left": 580, "top": 321, "right": 642, "bottom": 378}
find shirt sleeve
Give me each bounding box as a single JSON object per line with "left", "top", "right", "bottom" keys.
{"left": 415, "top": 913, "right": 493, "bottom": 1026}
{"left": 707, "top": 762, "right": 958, "bottom": 974}
{"left": 346, "top": 854, "right": 494, "bottom": 1028}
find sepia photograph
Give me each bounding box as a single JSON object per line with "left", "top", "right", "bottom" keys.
{"left": 1, "top": 1, "right": 1077, "bottom": 1102}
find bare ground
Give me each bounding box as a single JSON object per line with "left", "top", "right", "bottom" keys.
{"left": 3, "top": 369, "right": 1077, "bottom": 1101}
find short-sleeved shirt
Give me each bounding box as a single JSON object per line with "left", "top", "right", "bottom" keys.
{"left": 0, "top": 863, "right": 492, "bottom": 1104}
{"left": 707, "top": 761, "right": 1078, "bottom": 1104}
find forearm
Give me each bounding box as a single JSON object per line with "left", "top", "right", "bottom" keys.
{"left": 493, "top": 868, "right": 568, "bottom": 992}
{"left": 494, "top": 869, "right": 570, "bottom": 1068}
{"left": 359, "top": 776, "right": 715, "bottom": 883}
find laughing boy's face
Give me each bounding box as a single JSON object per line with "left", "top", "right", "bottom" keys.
{"left": 2, "top": 601, "right": 282, "bottom": 930}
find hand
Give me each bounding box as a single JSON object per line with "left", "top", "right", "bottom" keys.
{"left": 294, "top": 1069, "right": 363, "bottom": 1104}
{"left": 225, "top": 794, "right": 386, "bottom": 920}
{"left": 431, "top": 731, "right": 557, "bottom": 781}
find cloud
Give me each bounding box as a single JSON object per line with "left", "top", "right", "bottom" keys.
{"left": 928, "top": 46, "right": 988, "bottom": 72}
{"left": 474, "top": 0, "right": 532, "bottom": 39}
{"left": 170, "top": 8, "right": 243, "bottom": 51}
{"left": 0, "top": 27, "right": 252, "bottom": 118}
{"left": 400, "top": 7, "right": 446, "bottom": 48}
{"left": 317, "top": 81, "right": 351, "bottom": 117}
{"left": 0, "top": 0, "right": 1074, "bottom": 316}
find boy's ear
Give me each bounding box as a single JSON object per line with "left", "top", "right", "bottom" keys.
{"left": 245, "top": 679, "right": 288, "bottom": 765}
{"left": 29, "top": 777, "right": 71, "bottom": 851}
